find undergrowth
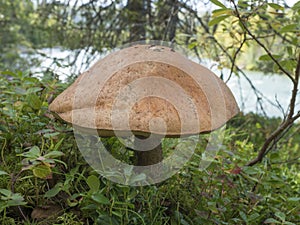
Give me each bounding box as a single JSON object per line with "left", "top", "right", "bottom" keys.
{"left": 0, "top": 70, "right": 299, "bottom": 224}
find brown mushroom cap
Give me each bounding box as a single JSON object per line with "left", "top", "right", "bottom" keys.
{"left": 49, "top": 45, "right": 239, "bottom": 137}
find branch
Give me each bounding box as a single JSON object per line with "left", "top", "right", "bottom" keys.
{"left": 288, "top": 53, "right": 300, "bottom": 118}
{"left": 246, "top": 53, "right": 300, "bottom": 166}
{"left": 230, "top": 0, "right": 295, "bottom": 83}
{"left": 228, "top": 0, "right": 300, "bottom": 166}
{"left": 225, "top": 35, "right": 247, "bottom": 83}
{"left": 179, "top": 1, "right": 273, "bottom": 115}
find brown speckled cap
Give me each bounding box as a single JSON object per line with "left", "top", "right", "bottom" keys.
{"left": 49, "top": 45, "right": 239, "bottom": 137}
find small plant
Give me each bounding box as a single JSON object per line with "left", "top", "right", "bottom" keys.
{"left": 18, "top": 145, "right": 65, "bottom": 180}
{"left": 0, "top": 188, "right": 26, "bottom": 223}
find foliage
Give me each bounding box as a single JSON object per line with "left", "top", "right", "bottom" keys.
{"left": 0, "top": 69, "right": 299, "bottom": 224}
{"left": 1, "top": 0, "right": 298, "bottom": 74}
{"left": 0, "top": 0, "right": 300, "bottom": 224}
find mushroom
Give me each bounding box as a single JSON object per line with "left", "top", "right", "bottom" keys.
{"left": 49, "top": 44, "right": 239, "bottom": 169}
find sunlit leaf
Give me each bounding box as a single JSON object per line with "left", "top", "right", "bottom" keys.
{"left": 0, "top": 171, "right": 8, "bottom": 176}
{"left": 19, "top": 146, "right": 41, "bottom": 159}
{"left": 280, "top": 24, "right": 298, "bottom": 33}
{"left": 208, "top": 15, "right": 230, "bottom": 26}
{"left": 44, "top": 150, "right": 64, "bottom": 159}
{"left": 259, "top": 54, "right": 281, "bottom": 61}
{"left": 292, "top": 1, "right": 300, "bottom": 10}
{"left": 211, "top": 0, "right": 226, "bottom": 9}
{"left": 32, "top": 164, "right": 52, "bottom": 179}
{"left": 43, "top": 132, "right": 60, "bottom": 138}
{"left": 268, "top": 3, "right": 284, "bottom": 11}
{"left": 212, "top": 8, "right": 232, "bottom": 17}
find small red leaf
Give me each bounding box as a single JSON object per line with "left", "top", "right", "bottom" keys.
{"left": 230, "top": 166, "right": 242, "bottom": 174}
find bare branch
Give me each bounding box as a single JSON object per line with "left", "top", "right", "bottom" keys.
{"left": 225, "top": 34, "right": 247, "bottom": 83}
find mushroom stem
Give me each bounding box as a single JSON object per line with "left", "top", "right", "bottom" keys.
{"left": 134, "top": 135, "right": 163, "bottom": 166}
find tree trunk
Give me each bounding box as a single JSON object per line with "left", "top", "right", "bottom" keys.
{"left": 155, "top": 0, "right": 179, "bottom": 41}
{"left": 127, "top": 0, "right": 146, "bottom": 42}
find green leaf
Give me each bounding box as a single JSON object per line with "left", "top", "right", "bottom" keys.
{"left": 292, "top": 1, "right": 300, "bottom": 10}
{"left": 212, "top": 8, "right": 232, "bottom": 17}
{"left": 0, "top": 189, "right": 12, "bottom": 197}
{"left": 14, "top": 87, "right": 26, "bottom": 95}
{"left": 52, "top": 159, "right": 67, "bottom": 169}
{"left": 207, "top": 202, "right": 218, "bottom": 213}
{"left": 19, "top": 146, "right": 41, "bottom": 159}
{"left": 264, "top": 218, "right": 281, "bottom": 224}
{"left": 53, "top": 138, "right": 64, "bottom": 151}
{"left": 238, "top": 0, "right": 249, "bottom": 8}
{"left": 7, "top": 193, "right": 26, "bottom": 207}
{"left": 44, "top": 183, "right": 62, "bottom": 198}
{"left": 211, "top": 0, "right": 226, "bottom": 8}
{"left": 180, "top": 219, "right": 190, "bottom": 225}
{"left": 239, "top": 211, "right": 248, "bottom": 222}
{"left": 26, "top": 87, "right": 43, "bottom": 94}
{"left": 26, "top": 93, "right": 42, "bottom": 110}
{"left": 43, "top": 132, "right": 60, "bottom": 138}
{"left": 259, "top": 54, "right": 281, "bottom": 61}
{"left": 86, "top": 175, "right": 100, "bottom": 193}
{"left": 268, "top": 3, "right": 284, "bottom": 10}
{"left": 243, "top": 166, "right": 259, "bottom": 175}
{"left": 281, "top": 59, "right": 297, "bottom": 72}
{"left": 208, "top": 15, "right": 230, "bottom": 26}
{"left": 0, "top": 171, "right": 8, "bottom": 176}
{"left": 283, "top": 222, "right": 296, "bottom": 225}
{"left": 275, "top": 212, "right": 286, "bottom": 222}
{"left": 280, "top": 24, "right": 298, "bottom": 33}
{"left": 287, "top": 197, "right": 300, "bottom": 201}
{"left": 1, "top": 71, "right": 16, "bottom": 77}
{"left": 44, "top": 151, "right": 64, "bottom": 159}
{"left": 249, "top": 213, "right": 260, "bottom": 221}
{"left": 287, "top": 46, "right": 293, "bottom": 55}
{"left": 188, "top": 41, "right": 198, "bottom": 50}
{"left": 32, "top": 164, "right": 52, "bottom": 179}
{"left": 91, "top": 192, "right": 110, "bottom": 205}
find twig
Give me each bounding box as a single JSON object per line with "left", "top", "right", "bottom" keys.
{"left": 246, "top": 53, "right": 300, "bottom": 166}
{"left": 228, "top": 0, "right": 300, "bottom": 166}
{"left": 287, "top": 53, "right": 300, "bottom": 118}
{"left": 179, "top": 2, "right": 269, "bottom": 114}
{"left": 230, "top": 0, "right": 295, "bottom": 83}
{"left": 225, "top": 34, "right": 247, "bottom": 83}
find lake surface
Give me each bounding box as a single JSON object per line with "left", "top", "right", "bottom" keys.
{"left": 35, "top": 48, "right": 299, "bottom": 118}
